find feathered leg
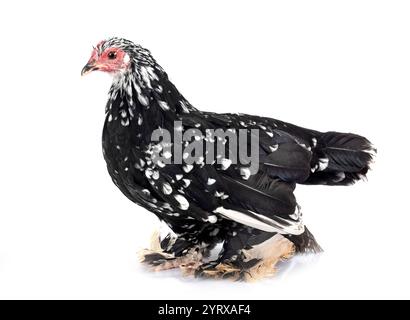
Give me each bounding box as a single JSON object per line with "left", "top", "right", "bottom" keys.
{"left": 195, "top": 229, "right": 295, "bottom": 281}
{"left": 139, "top": 231, "right": 209, "bottom": 272}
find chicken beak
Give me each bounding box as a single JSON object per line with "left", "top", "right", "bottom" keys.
{"left": 81, "top": 62, "right": 99, "bottom": 76}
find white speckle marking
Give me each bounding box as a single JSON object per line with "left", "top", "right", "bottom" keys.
{"left": 183, "top": 164, "right": 194, "bottom": 173}
{"left": 158, "top": 101, "right": 170, "bottom": 111}
{"left": 215, "top": 191, "right": 224, "bottom": 197}
{"left": 207, "top": 215, "right": 218, "bottom": 223}
{"left": 220, "top": 158, "right": 232, "bottom": 170}
{"left": 152, "top": 170, "right": 160, "bottom": 180}
{"left": 174, "top": 195, "right": 189, "bottom": 210}
{"left": 318, "top": 158, "right": 329, "bottom": 171}
{"left": 162, "top": 183, "right": 173, "bottom": 195}
{"left": 145, "top": 168, "right": 153, "bottom": 178}
{"left": 156, "top": 160, "right": 166, "bottom": 168}
{"left": 182, "top": 179, "right": 191, "bottom": 187}
{"left": 138, "top": 94, "right": 149, "bottom": 106}
{"left": 179, "top": 101, "right": 190, "bottom": 113}
{"left": 240, "top": 167, "right": 251, "bottom": 180}
{"left": 163, "top": 151, "right": 172, "bottom": 159}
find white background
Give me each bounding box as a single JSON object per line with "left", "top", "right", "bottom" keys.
{"left": 0, "top": 0, "right": 409, "bottom": 299}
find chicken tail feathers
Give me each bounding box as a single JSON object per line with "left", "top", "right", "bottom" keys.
{"left": 285, "top": 227, "right": 323, "bottom": 254}
{"left": 304, "top": 131, "right": 376, "bottom": 186}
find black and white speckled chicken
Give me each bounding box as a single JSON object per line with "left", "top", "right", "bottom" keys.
{"left": 82, "top": 38, "right": 375, "bottom": 280}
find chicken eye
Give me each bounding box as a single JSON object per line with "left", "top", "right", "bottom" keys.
{"left": 107, "top": 51, "right": 117, "bottom": 60}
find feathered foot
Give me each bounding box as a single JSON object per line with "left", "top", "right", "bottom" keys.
{"left": 241, "top": 234, "right": 295, "bottom": 281}
{"left": 138, "top": 231, "right": 205, "bottom": 272}
{"left": 195, "top": 234, "right": 295, "bottom": 281}
{"left": 194, "top": 261, "right": 243, "bottom": 280}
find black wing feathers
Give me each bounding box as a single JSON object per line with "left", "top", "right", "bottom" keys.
{"left": 221, "top": 172, "right": 297, "bottom": 219}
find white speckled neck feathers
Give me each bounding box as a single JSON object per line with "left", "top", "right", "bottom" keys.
{"left": 104, "top": 38, "right": 196, "bottom": 126}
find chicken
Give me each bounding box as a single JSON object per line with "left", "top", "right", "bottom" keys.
{"left": 82, "top": 38, "right": 375, "bottom": 281}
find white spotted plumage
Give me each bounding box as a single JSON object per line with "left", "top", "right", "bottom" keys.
{"left": 91, "top": 38, "right": 373, "bottom": 279}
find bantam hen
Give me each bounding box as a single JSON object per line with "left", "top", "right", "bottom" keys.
{"left": 82, "top": 38, "right": 375, "bottom": 281}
